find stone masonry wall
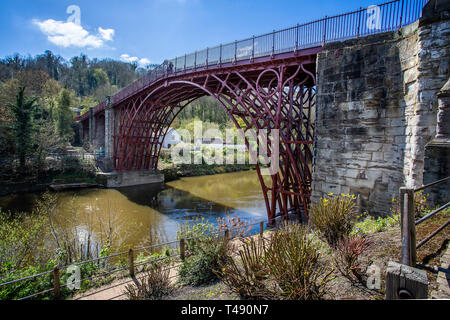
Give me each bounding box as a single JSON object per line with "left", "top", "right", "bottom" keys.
{"left": 312, "top": 13, "right": 449, "bottom": 216}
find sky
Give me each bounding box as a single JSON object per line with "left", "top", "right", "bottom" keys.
{"left": 0, "top": 0, "right": 384, "bottom": 67}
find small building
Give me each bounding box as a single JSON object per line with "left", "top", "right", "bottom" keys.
{"left": 161, "top": 128, "right": 182, "bottom": 149}
{"left": 194, "top": 138, "right": 246, "bottom": 151}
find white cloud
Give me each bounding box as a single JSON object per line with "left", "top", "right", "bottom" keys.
{"left": 120, "top": 54, "right": 151, "bottom": 67}
{"left": 138, "top": 58, "right": 151, "bottom": 65}
{"left": 98, "top": 27, "right": 115, "bottom": 41}
{"left": 32, "top": 19, "right": 114, "bottom": 48}
{"left": 120, "top": 54, "right": 139, "bottom": 63}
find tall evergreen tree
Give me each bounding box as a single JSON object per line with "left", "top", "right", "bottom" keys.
{"left": 54, "top": 88, "right": 74, "bottom": 140}
{"left": 7, "top": 86, "right": 37, "bottom": 173}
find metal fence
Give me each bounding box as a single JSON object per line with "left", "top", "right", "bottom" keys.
{"left": 78, "top": 0, "right": 428, "bottom": 121}
{"left": 0, "top": 218, "right": 277, "bottom": 300}
{"left": 400, "top": 177, "right": 450, "bottom": 267}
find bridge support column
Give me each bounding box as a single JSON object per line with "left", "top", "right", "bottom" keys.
{"left": 78, "top": 120, "right": 84, "bottom": 146}
{"left": 104, "top": 96, "right": 115, "bottom": 172}
{"left": 88, "top": 107, "right": 95, "bottom": 146}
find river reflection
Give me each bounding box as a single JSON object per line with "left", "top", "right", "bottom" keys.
{"left": 0, "top": 170, "right": 268, "bottom": 253}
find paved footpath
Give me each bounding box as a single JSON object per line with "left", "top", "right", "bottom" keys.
{"left": 431, "top": 245, "right": 450, "bottom": 299}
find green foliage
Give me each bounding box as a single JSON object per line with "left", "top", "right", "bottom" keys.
{"left": 0, "top": 262, "right": 55, "bottom": 300}
{"left": 176, "top": 97, "right": 229, "bottom": 126}
{"left": 351, "top": 213, "right": 399, "bottom": 236}
{"left": 218, "top": 222, "right": 334, "bottom": 300}
{"left": 310, "top": 193, "right": 357, "bottom": 248}
{"left": 0, "top": 209, "right": 49, "bottom": 273}
{"left": 7, "top": 86, "right": 37, "bottom": 173}
{"left": 177, "top": 217, "right": 216, "bottom": 252}
{"left": 178, "top": 236, "right": 231, "bottom": 286}
{"left": 264, "top": 222, "right": 334, "bottom": 300}
{"left": 177, "top": 218, "right": 231, "bottom": 286}
{"left": 54, "top": 88, "right": 74, "bottom": 140}
{"left": 390, "top": 190, "right": 430, "bottom": 219}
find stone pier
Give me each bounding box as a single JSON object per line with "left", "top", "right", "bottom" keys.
{"left": 312, "top": 0, "right": 450, "bottom": 216}
{"left": 100, "top": 171, "right": 165, "bottom": 188}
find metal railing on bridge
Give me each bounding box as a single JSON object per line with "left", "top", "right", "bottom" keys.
{"left": 78, "top": 0, "right": 428, "bottom": 121}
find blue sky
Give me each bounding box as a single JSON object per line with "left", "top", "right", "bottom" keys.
{"left": 0, "top": 0, "right": 383, "bottom": 66}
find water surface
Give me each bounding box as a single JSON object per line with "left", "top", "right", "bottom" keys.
{"left": 0, "top": 170, "right": 267, "bottom": 253}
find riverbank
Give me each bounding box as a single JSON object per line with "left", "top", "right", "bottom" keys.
{"left": 0, "top": 170, "right": 102, "bottom": 197}
{"left": 159, "top": 163, "right": 254, "bottom": 182}
{"left": 71, "top": 210, "right": 450, "bottom": 301}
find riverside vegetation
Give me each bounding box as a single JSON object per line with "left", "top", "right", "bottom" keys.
{"left": 1, "top": 184, "right": 447, "bottom": 300}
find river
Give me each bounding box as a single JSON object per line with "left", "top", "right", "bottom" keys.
{"left": 0, "top": 170, "right": 268, "bottom": 254}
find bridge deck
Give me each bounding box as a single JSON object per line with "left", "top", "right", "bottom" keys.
{"left": 77, "top": 0, "right": 427, "bottom": 122}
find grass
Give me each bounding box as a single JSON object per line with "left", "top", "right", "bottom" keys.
{"left": 351, "top": 214, "right": 399, "bottom": 236}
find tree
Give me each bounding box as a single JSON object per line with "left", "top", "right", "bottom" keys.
{"left": 33, "top": 117, "right": 66, "bottom": 174}
{"left": 7, "top": 87, "right": 37, "bottom": 174}
{"left": 54, "top": 88, "right": 74, "bottom": 140}
{"left": 88, "top": 68, "right": 109, "bottom": 92}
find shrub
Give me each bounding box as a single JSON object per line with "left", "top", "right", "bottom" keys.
{"left": 310, "top": 193, "right": 357, "bottom": 248}
{"left": 0, "top": 209, "right": 49, "bottom": 273}
{"left": 216, "top": 237, "right": 272, "bottom": 299}
{"left": 332, "top": 235, "right": 373, "bottom": 284}
{"left": 264, "top": 222, "right": 334, "bottom": 300}
{"left": 124, "top": 262, "right": 174, "bottom": 300}
{"left": 177, "top": 218, "right": 232, "bottom": 286}
{"left": 219, "top": 222, "right": 334, "bottom": 300}
{"left": 178, "top": 235, "right": 231, "bottom": 286}
{"left": 0, "top": 263, "right": 55, "bottom": 300}
{"left": 177, "top": 217, "right": 215, "bottom": 253}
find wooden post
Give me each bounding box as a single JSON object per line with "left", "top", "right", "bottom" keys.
{"left": 260, "top": 221, "right": 264, "bottom": 238}
{"left": 225, "top": 229, "right": 230, "bottom": 240}
{"left": 53, "top": 267, "right": 60, "bottom": 299}
{"left": 400, "top": 187, "right": 416, "bottom": 266}
{"left": 128, "top": 249, "right": 135, "bottom": 277}
{"left": 180, "top": 238, "right": 185, "bottom": 260}
{"left": 386, "top": 261, "right": 428, "bottom": 299}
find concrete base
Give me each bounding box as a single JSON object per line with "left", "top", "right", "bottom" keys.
{"left": 100, "top": 171, "right": 165, "bottom": 188}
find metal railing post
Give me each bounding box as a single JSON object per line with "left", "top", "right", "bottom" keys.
{"left": 128, "top": 249, "right": 135, "bottom": 277}
{"left": 272, "top": 30, "right": 275, "bottom": 56}
{"left": 219, "top": 44, "right": 222, "bottom": 66}
{"left": 399, "top": 0, "right": 405, "bottom": 29}
{"left": 184, "top": 54, "right": 186, "bottom": 72}
{"left": 323, "top": 16, "right": 328, "bottom": 45}
{"left": 295, "top": 24, "right": 299, "bottom": 51}
{"left": 252, "top": 36, "right": 255, "bottom": 60}
{"left": 194, "top": 51, "right": 197, "bottom": 70}
{"left": 206, "top": 47, "right": 209, "bottom": 68}
{"left": 234, "top": 40, "right": 237, "bottom": 63}
{"left": 357, "top": 7, "right": 362, "bottom": 38}
{"left": 400, "top": 187, "right": 416, "bottom": 266}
